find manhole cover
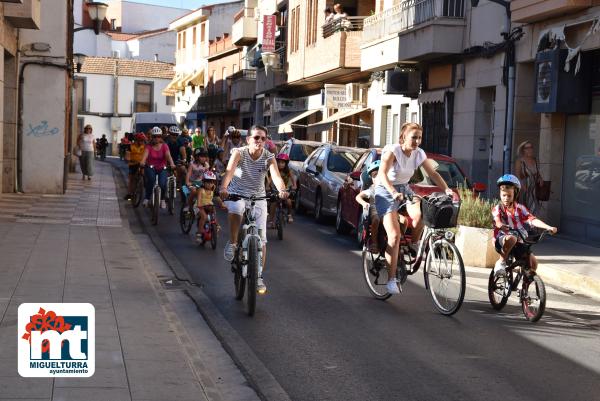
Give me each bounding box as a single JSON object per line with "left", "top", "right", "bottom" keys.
{"left": 159, "top": 278, "right": 183, "bottom": 290}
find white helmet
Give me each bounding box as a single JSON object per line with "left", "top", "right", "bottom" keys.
{"left": 227, "top": 126, "right": 236, "bottom": 134}
{"left": 168, "top": 126, "right": 181, "bottom": 135}
{"left": 150, "top": 126, "right": 162, "bottom": 136}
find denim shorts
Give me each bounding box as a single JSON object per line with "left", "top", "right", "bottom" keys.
{"left": 374, "top": 184, "right": 414, "bottom": 217}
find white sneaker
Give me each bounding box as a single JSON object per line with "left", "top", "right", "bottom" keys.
{"left": 160, "top": 200, "right": 167, "bottom": 209}
{"left": 224, "top": 241, "right": 237, "bottom": 262}
{"left": 494, "top": 259, "right": 507, "bottom": 276}
{"left": 386, "top": 278, "right": 401, "bottom": 294}
{"left": 142, "top": 199, "right": 149, "bottom": 208}
{"left": 257, "top": 277, "right": 267, "bottom": 294}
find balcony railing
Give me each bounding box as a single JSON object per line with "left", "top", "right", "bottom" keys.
{"left": 363, "top": 0, "right": 465, "bottom": 43}
{"left": 322, "top": 16, "right": 366, "bottom": 38}
{"left": 230, "top": 69, "right": 257, "bottom": 81}
{"left": 234, "top": 7, "right": 255, "bottom": 22}
{"left": 196, "top": 92, "right": 233, "bottom": 113}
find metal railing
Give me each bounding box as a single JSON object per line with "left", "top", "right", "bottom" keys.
{"left": 230, "top": 69, "right": 257, "bottom": 81}
{"left": 363, "top": 0, "right": 465, "bottom": 42}
{"left": 322, "top": 16, "right": 366, "bottom": 38}
{"left": 196, "top": 92, "right": 232, "bottom": 112}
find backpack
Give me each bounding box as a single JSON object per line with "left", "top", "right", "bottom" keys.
{"left": 421, "top": 193, "right": 458, "bottom": 229}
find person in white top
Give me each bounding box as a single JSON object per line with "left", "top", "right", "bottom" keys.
{"left": 374, "top": 122, "right": 453, "bottom": 294}
{"left": 77, "top": 124, "right": 96, "bottom": 180}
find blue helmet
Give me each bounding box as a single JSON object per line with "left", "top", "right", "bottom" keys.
{"left": 367, "top": 160, "right": 381, "bottom": 175}
{"left": 497, "top": 174, "right": 521, "bottom": 190}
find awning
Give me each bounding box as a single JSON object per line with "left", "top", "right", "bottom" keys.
{"left": 269, "top": 109, "right": 321, "bottom": 134}
{"left": 161, "top": 75, "right": 180, "bottom": 95}
{"left": 188, "top": 69, "right": 205, "bottom": 87}
{"left": 307, "top": 107, "right": 369, "bottom": 133}
{"left": 177, "top": 72, "right": 194, "bottom": 89}
{"left": 418, "top": 89, "right": 447, "bottom": 104}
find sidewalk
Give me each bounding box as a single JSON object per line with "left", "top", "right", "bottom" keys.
{"left": 534, "top": 236, "right": 600, "bottom": 300}
{"left": 0, "top": 162, "right": 259, "bottom": 401}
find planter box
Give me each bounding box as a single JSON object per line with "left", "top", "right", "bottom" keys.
{"left": 455, "top": 225, "right": 496, "bottom": 268}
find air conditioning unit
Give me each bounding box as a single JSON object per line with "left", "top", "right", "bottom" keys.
{"left": 111, "top": 50, "right": 120, "bottom": 58}
{"left": 384, "top": 69, "right": 420, "bottom": 96}
{"left": 533, "top": 48, "right": 591, "bottom": 114}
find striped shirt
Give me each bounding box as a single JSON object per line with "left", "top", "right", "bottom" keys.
{"left": 492, "top": 202, "right": 535, "bottom": 240}
{"left": 228, "top": 146, "right": 274, "bottom": 197}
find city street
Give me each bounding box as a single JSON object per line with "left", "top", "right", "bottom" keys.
{"left": 114, "top": 163, "right": 600, "bottom": 401}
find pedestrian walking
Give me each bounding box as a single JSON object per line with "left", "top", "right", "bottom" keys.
{"left": 98, "top": 134, "right": 109, "bottom": 161}
{"left": 77, "top": 124, "right": 96, "bottom": 180}
{"left": 515, "top": 140, "right": 544, "bottom": 214}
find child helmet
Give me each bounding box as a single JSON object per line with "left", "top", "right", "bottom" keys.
{"left": 276, "top": 153, "right": 290, "bottom": 162}
{"left": 203, "top": 171, "right": 217, "bottom": 181}
{"left": 367, "top": 160, "right": 381, "bottom": 175}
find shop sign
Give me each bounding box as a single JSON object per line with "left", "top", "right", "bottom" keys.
{"left": 272, "top": 97, "right": 308, "bottom": 112}
{"left": 325, "top": 84, "right": 352, "bottom": 109}
{"left": 262, "top": 15, "right": 276, "bottom": 52}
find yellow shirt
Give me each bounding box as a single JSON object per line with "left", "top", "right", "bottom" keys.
{"left": 199, "top": 188, "right": 214, "bottom": 207}
{"left": 129, "top": 143, "right": 145, "bottom": 165}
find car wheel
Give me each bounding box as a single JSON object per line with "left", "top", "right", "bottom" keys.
{"left": 314, "top": 191, "right": 325, "bottom": 223}
{"left": 335, "top": 199, "right": 351, "bottom": 234}
{"left": 295, "top": 187, "right": 304, "bottom": 214}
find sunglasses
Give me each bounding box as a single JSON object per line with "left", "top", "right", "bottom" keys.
{"left": 252, "top": 135, "right": 266, "bottom": 142}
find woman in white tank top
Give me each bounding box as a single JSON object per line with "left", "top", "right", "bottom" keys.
{"left": 77, "top": 124, "right": 96, "bottom": 180}
{"left": 375, "top": 122, "right": 454, "bottom": 294}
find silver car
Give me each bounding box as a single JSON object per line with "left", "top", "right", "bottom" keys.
{"left": 295, "top": 144, "right": 366, "bottom": 222}
{"left": 278, "top": 139, "right": 323, "bottom": 180}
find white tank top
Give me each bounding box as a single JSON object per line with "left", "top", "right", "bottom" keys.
{"left": 80, "top": 133, "right": 95, "bottom": 152}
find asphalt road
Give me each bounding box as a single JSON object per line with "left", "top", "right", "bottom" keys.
{"left": 114, "top": 160, "right": 600, "bottom": 401}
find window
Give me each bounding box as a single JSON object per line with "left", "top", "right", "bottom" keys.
{"left": 295, "top": 6, "right": 300, "bottom": 52}
{"left": 290, "top": 8, "right": 296, "bottom": 52}
{"left": 201, "top": 23, "right": 206, "bottom": 42}
{"left": 306, "top": 0, "right": 318, "bottom": 46}
{"left": 193, "top": 27, "right": 197, "bottom": 46}
{"left": 177, "top": 32, "right": 181, "bottom": 49}
{"left": 327, "top": 150, "right": 361, "bottom": 173}
{"left": 166, "top": 95, "right": 175, "bottom": 106}
{"left": 134, "top": 81, "right": 153, "bottom": 112}
{"left": 74, "top": 77, "right": 86, "bottom": 113}
{"left": 182, "top": 31, "right": 187, "bottom": 49}
{"left": 290, "top": 144, "right": 317, "bottom": 162}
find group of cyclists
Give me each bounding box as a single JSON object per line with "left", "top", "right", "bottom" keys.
{"left": 121, "top": 121, "right": 558, "bottom": 306}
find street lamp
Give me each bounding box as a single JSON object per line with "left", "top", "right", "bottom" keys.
{"left": 73, "top": 53, "right": 86, "bottom": 73}
{"left": 261, "top": 52, "right": 280, "bottom": 74}
{"left": 74, "top": 1, "right": 108, "bottom": 35}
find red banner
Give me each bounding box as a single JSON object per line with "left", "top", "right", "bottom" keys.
{"left": 262, "top": 15, "right": 276, "bottom": 52}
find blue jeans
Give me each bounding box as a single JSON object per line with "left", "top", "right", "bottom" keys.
{"left": 144, "top": 166, "right": 167, "bottom": 200}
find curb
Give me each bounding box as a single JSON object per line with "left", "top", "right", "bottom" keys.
{"left": 111, "top": 162, "right": 292, "bottom": 401}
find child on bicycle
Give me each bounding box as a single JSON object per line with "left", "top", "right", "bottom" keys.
{"left": 267, "top": 153, "right": 296, "bottom": 227}
{"left": 492, "top": 174, "right": 557, "bottom": 276}
{"left": 124, "top": 133, "right": 146, "bottom": 201}
{"left": 196, "top": 171, "right": 226, "bottom": 242}
{"left": 356, "top": 160, "right": 382, "bottom": 253}
{"left": 184, "top": 148, "right": 209, "bottom": 213}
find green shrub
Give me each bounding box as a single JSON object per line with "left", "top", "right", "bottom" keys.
{"left": 457, "top": 187, "right": 496, "bottom": 229}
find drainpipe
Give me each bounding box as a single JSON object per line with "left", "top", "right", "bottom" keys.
{"left": 503, "top": 32, "right": 516, "bottom": 174}
{"left": 17, "top": 61, "right": 71, "bottom": 193}
{"left": 113, "top": 60, "right": 119, "bottom": 155}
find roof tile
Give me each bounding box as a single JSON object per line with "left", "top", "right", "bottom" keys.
{"left": 79, "top": 57, "right": 174, "bottom": 79}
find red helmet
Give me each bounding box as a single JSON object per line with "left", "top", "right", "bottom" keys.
{"left": 135, "top": 133, "right": 146, "bottom": 142}
{"left": 203, "top": 171, "right": 217, "bottom": 181}
{"left": 276, "top": 153, "right": 290, "bottom": 162}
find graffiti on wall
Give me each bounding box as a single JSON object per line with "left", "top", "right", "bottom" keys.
{"left": 26, "top": 121, "right": 59, "bottom": 137}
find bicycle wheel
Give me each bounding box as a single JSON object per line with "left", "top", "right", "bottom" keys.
{"left": 246, "top": 237, "right": 259, "bottom": 316}
{"left": 151, "top": 187, "right": 160, "bottom": 225}
{"left": 362, "top": 249, "right": 391, "bottom": 300}
{"left": 132, "top": 175, "right": 144, "bottom": 208}
{"left": 521, "top": 274, "right": 546, "bottom": 322}
{"left": 424, "top": 238, "right": 465, "bottom": 315}
{"left": 276, "top": 207, "right": 284, "bottom": 240}
{"left": 233, "top": 255, "right": 245, "bottom": 301}
{"left": 210, "top": 220, "right": 218, "bottom": 250}
{"left": 179, "top": 204, "right": 194, "bottom": 234}
{"left": 167, "top": 179, "right": 175, "bottom": 215}
{"left": 488, "top": 269, "right": 511, "bottom": 310}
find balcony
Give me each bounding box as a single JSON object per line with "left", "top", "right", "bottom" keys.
{"left": 511, "top": 0, "right": 591, "bottom": 23}
{"left": 287, "top": 17, "right": 366, "bottom": 84}
{"left": 208, "top": 34, "right": 235, "bottom": 57}
{"left": 232, "top": 7, "right": 258, "bottom": 46}
{"left": 256, "top": 46, "right": 287, "bottom": 93}
{"left": 361, "top": 0, "right": 465, "bottom": 69}
{"left": 196, "top": 92, "right": 235, "bottom": 113}
{"left": 230, "top": 69, "right": 257, "bottom": 100}
{"left": 4, "top": 0, "right": 41, "bottom": 29}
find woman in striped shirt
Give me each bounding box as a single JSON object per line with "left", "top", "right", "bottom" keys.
{"left": 219, "top": 125, "right": 289, "bottom": 294}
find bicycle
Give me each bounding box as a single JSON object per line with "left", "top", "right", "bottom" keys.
{"left": 229, "top": 192, "right": 278, "bottom": 317}
{"left": 487, "top": 229, "right": 550, "bottom": 322}
{"left": 273, "top": 190, "right": 295, "bottom": 241}
{"left": 166, "top": 168, "right": 177, "bottom": 215}
{"left": 131, "top": 167, "right": 144, "bottom": 208}
{"left": 362, "top": 193, "right": 466, "bottom": 316}
{"left": 147, "top": 166, "right": 173, "bottom": 226}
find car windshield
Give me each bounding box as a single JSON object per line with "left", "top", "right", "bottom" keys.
{"left": 328, "top": 150, "right": 361, "bottom": 173}
{"left": 289, "top": 144, "right": 317, "bottom": 162}
{"left": 417, "top": 159, "right": 467, "bottom": 188}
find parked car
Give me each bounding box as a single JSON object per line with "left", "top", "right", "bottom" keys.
{"left": 131, "top": 112, "right": 177, "bottom": 134}
{"left": 278, "top": 139, "right": 323, "bottom": 180}
{"left": 295, "top": 144, "right": 366, "bottom": 222}
{"left": 336, "top": 147, "right": 487, "bottom": 243}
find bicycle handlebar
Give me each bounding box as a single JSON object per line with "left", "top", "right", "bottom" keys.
{"left": 504, "top": 228, "right": 551, "bottom": 245}
{"left": 227, "top": 191, "right": 280, "bottom": 202}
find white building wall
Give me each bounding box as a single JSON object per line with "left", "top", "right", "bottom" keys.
{"left": 74, "top": 31, "right": 113, "bottom": 57}
{"left": 207, "top": 1, "right": 243, "bottom": 39}
{"left": 80, "top": 74, "right": 115, "bottom": 114}
{"left": 20, "top": 0, "right": 69, "bottom": 193}
{"left": 137, "top": 32, "right": 176, "bottom": 63}
{"left": 111, "top": 41, "right": 129, "bottom": 58}
{"left": 74, "top": 0, "right": 83, "bottom": 25}
{"left": 120, "top": 1, "right": 189, "bottom": 33}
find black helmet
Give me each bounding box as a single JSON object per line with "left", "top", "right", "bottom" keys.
{"left": 194, "top": 148, "right": 208, "bottom": 157}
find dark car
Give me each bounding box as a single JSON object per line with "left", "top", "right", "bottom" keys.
{"left": 295, "top": 144, "right": 366, "bottom": 222}
{"left": 336, "top": 147, "right": 487, "bottom": 243}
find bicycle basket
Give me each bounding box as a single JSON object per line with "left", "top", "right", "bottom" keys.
{"left": 421, "top": 193, "right": 459, "bottom": 229}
